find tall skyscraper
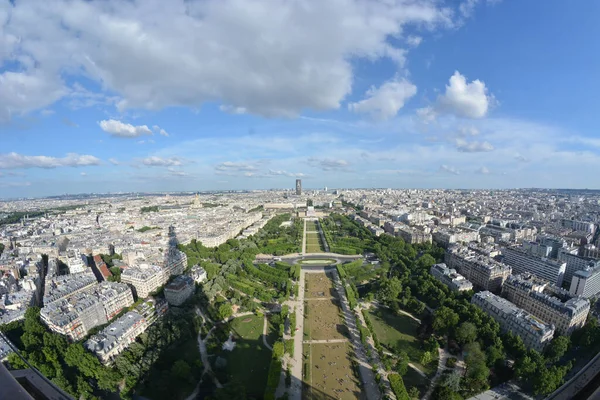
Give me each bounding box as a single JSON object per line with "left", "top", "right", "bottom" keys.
{"left": 295, "top": 179, "right": 302, "bottom": 195}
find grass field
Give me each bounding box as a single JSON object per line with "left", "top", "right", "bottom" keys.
{"left": 367, "top": 307, "right": 435, "bottom": 375}
{"left": 303, "top": 342, "right": 363, "bottom": 400}
{"left": 217, "top": 315, "right": 273, "bottom": 398}
{"left": 305, "top": 220, "right": 326, "bottom": 253}
{"left": 303, "top": 272, "right": 347, "bottom": 340}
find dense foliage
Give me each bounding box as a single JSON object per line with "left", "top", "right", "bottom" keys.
{"left": 140, "top": 206, "right": 159, "bottom": 213}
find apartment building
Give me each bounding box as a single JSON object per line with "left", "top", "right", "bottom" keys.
{"left": 164, "top": 275, "right": 195, "bottom": 306}
{"left": 189, "top": 265, "right": 207, "bottom": 284}
{"left": 445, "top": 246, "right": 512, "bottom": 292}
{"left": 501, "top": 247, "right": 566, "bottom": 287}
{"left": 502, "top": 274, "right": 589, "bottom": 335}
{"left": 570, "top": 265, "right": 600, "bottom": 299}
{"left": 430, "top": 263, "right": 473, "bottom": 292}
{"left": 85, "top": 298, "right": 168, "bottom": 364}
{"left": 85, "top": 312, "right": 146, "bottom": 364}
{"left": 561, "top": 219, "right": 596, "bottom": 234}
{"left": 383, "top": 222, "right": 431, "bottom": 244}
{"left": 472, "top": 291, "right": 554, "bottom": 352}
{"left": 558, "top": 249, "right": 600, "bottom": 285}
{"left": 90, "top": 282, "right": 134, "bottom": 320}
{"left": 121, "top": 265, "right": 168, "bottom": 299}
{"left": 432, "top": 228, "right": 480, "bottom": 249}
{"left": 43, "top": 272, "right": 97, "bottom": 305}
{"left": 41, "top": 292, "right": 107, "bottom": 341}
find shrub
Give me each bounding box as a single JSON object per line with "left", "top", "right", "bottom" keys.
{"left": 389, "top": 373, "right": 410, "bottom": 400}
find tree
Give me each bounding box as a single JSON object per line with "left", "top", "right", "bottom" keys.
{"left": 417, "top": 254, "right": 436, "bottom": 269}
{"left": 433, "top": 306, "right": 459, "bottom": 334}
{"left": 272, "top": 342, "right": 285, "bottom": 360}
{"left": 395, "top": 351, "right": 409, "bottom": 376}
{"left": 376, "top": 277, "right": 403, "bottom": 305}
{"left": 456, "top": 322, "right": 477, "bottom": 345}
{"left": 544, "top": 336, "right": 570, "bottom": 363}
{"left": 442, "top": 370, "right": 462, "bottom": 392}
{"left": 218, "top": 303, "right": 233, "bottom": 320}
{"left": 171, "top": 360, "right": 192, "bottom": 381}
{"left": 408, "top": 387, "right": 420, "bottom": 400}
{"left": 420, "top": 351, "right": 432, "bottom": 365}
{"left": 532, "top": 365, "right": 568, "bottom": 395}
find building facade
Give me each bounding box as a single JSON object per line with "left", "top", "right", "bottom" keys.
{"left": 502, "top": 274, "right": 589, "bottom": 335}
{"left": 164, "top": 275, "right": 195, "bottom": 306}
{"left": 570, "top": 265, "right": 600, "bottom": 299}
{"left": 501, "top": 247, "right": 566, "bottom": 287}
{"left": 430, "top": 263, "right": 473, "bottom": 292}
{"left": 472, "top": 291, "right": 554, "bottom": 352}
{"left": 445, "top": 246, "right": 512, "bottom": 292}
{"left": 121, "top": 265, "right": 168, "bottom": 299}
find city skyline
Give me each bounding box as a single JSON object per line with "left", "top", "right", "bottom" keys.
{"left": 2, "top": 1, "right": 600, "bottom": 197}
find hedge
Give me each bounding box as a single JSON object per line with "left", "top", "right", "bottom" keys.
{"left": 264, "top": 359, "right": 282, "bottom": 400}
{"left": 389, "top": 373, "right": 410, "bottom": 400}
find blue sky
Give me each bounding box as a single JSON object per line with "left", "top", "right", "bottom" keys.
{"left": 1, "top": 0, "right": 600, "bottom": 198}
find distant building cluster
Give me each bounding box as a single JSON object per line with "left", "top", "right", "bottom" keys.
{"left": 2, "top": 188, "right": 600, "bottom": 359}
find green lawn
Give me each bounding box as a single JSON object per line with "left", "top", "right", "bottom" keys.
{"left": 219, "top": 315, "right": 273, "bottom": 398}
{"left": 306, "top": 232, "right": 325, "bottom": 253}
{"left": 367, "top": 307, "right": 436, "bottom": 375}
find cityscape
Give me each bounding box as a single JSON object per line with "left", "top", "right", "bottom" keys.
{"left": 2, "top": 1, "right": 600, "bottom": 400}
{"left": 1, "top": 187, "right": 600, "bottom": 400}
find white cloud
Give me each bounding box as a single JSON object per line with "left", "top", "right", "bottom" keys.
{"left": 475, "top": 166, "right": 490, "bottom": 174}
{"left": 41, "top": 109, "right": 55, "bottom": 116}
{"left": 416, "top": 106, "right": 437, "bottom": 124}
{"left": 439, "top": 164, "right": 460, "bottom": 175}
{"left": 215, "top": 161, "right": 258, "bottom": 173}
{"left": 99, "top": 119, "right": 153, "bottom": 138}
{"left": 80, "top": 172, "right": 87, "bottom": 176}
{"left": 348, "top": 78, "right": 417, "bottom": 120}
{"left": 457, "top": 126, "right": 479, "bottom": 137}
{"left": 219, "top": 105, "right": 247, "bottom": 115}
{"left": 108, "top": 158, "right": 120, "bottom": 165}
{"left": 514, "top": 153, "right": 530, "bottom": 162}
{"left": 0, "top": 0, "right": 458, "bottom": 119}
{"left": 308, "top": 157, "right": 350, "bottom": 171}
{"left": 437, "top": 71, "right": 494, "bottom": 118}
{"left": 406, "top": 36, "right": 423, "bottom": 47}
{"left": 455, "top": 139, "right": 494, "bottom": 152}
{"left": 0, "top": 152, "right": 101, "bottom": 169}
{"left": 141, "top": 156, "right": 183, "bottom": 167}
{"left": 153, "top": 125, "right": 169, "bottom": 137}
{"left": 0, "top": 71, "right": 66, "bottom": 121}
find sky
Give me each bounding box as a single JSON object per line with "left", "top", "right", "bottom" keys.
{"left": 1, "top": 0, "right": 600, "bottom": 198}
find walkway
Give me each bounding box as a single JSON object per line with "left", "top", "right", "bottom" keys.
{"left": 302, "top": 338, "right": 348, "bottom": 344}
{"left": 301, "top": 219, "right": 307, "bottom": 254}
{"left": 423, "top": 345, "right": 451, "bottom": 400}
{"left": 288, "top": 268, "right": 307, "bottom": 400}
{"left": 382, "top": 350, "right": 428, "bottom": 378}
{"left": 356, "top": 306, "right": 395, "bottom": 399}
{"left": 262, "top": 314, "right": 273, "bottom": 351}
